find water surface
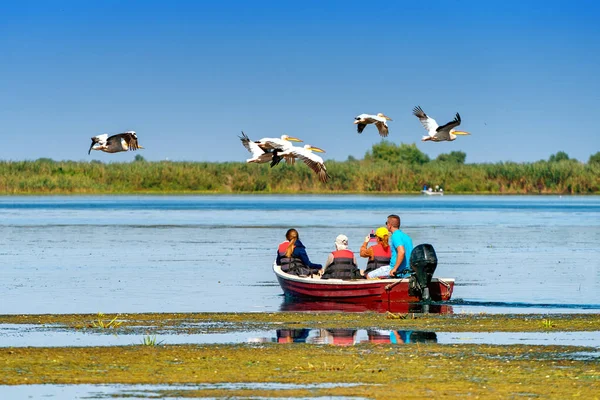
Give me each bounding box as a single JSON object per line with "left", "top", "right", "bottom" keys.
{"left": 1, "top": 195, "right": 598, "bottom": 314}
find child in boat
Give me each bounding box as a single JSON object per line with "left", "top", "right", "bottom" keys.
{"left": 276, "top": 228, "right": 322, "bottom": 276}
{"left": 321, "top": 234, "right": 363, "bottom": 280}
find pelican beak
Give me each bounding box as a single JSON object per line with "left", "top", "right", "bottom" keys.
{"left": 285, "top": 136, "right": 303, "bottom": 142}
{"left": 384, "top": 115, "right": 392, "bottom": 121}
{"left": 453, "top": 131, "right": 470, "bottom": 135}
{"left": 309, "top": 146, "right": 325, "bottom": 153}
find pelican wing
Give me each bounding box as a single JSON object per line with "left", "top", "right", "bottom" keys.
{"left": 436, "top": 113, "right": 461, "bottom": 133}
{"left": 122, "top": 132, "right": 141, "bottom": 151}
{"left": 374, "top": 121, "right": 389, "bottom": 137}
{"left": 413, "top": 106, "right": 438, "bottom": 134}
{"left": 356, "top": 123, "right": 367, "bottom": 133}
{"left": 291, "top": 148, "right": 329, "bottom": 183}
{"left": 257, "top": 138, "right": 290, "bottom": 151}
{"left": 108, "top": 132, "right": 140, "bottom": 151}
{"left": 240, "top": 132, "right": 265, "bottom": 157}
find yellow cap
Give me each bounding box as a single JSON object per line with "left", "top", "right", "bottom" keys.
{"left": 375, "top": 227, "right": 389, "bottom": 239}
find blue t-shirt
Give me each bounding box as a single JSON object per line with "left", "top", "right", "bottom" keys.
{"left": 389, "top": 229, "right": 414, "bottom": 276}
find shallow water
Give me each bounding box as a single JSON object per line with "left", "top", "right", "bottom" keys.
{"left": 1, "top": 324, "right": 599, "bottom": 349}
{"left": 1, "top": 382, "right": 366, "bottom": 400}
{"left": 1, "top": 195, "right": 599, "bottom": 314}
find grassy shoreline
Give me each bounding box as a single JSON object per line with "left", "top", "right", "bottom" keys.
{"left": 1, "top": 158, "right": 598, "bottom": 194}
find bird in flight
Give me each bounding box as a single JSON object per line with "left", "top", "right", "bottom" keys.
{"left": 354, "top": 113, "right": 392, "bottom": 137}
{"left": 413, "top": 106, "right": 470, "bottom": 142}
{"left": 88, "top": 131, "right": 143, "bottom": 154}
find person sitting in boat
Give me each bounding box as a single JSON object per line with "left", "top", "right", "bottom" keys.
{"left": 321, "top": 234, "right": 363, "bottom": 280}
{"left": 367, "top": 215, "right": 414, "bottom": 279}
{"left": 276, "top": 228, "right": 322, "bottom": 276}
{"left": 359, "top": 226, "right": 392, "bottom": 278}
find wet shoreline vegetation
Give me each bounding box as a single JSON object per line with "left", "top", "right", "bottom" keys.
{"left": 2, "top": 144, "right": 599, "bottom": 194}
{"left": 1, "top": 313, "right": 598, "bottom": 397}
{"left": 1, "top": 312, "right": 599, "bottom": 333}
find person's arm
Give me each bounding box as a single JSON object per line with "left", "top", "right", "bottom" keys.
{"left": 296, "top": 247, "right": 322, "bottom": 269}
{"left": 359, "top": 236, "right": 374, "bottom": 259}
{"left": 389, "top": 245, "right": 405, "bottom": 276}
{"left": 323, "top": 253, "right": 334, "bottom": 271}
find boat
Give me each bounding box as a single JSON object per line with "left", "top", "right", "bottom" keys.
{"left": 421, "top": 188, "right": 443, "bottom": 196}
{"left": 273, "top": 263, "right": 454, "bottom": 305}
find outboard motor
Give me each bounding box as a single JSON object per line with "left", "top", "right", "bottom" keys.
{"left": 409, "top": 244, "right": 438, "bottom": 301}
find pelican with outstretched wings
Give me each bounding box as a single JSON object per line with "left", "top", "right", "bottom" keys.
{"left": 354, "top": 113, "right": 392, "bottom": 137}
{"left": 255, "top": 134, "right": 303, "bottom": 153}
{"left": 239, "top": 131, "right": 275, "bottom": 164}
{"left": 88, "top": 131, "right": 143, "bottom": 154}
{"left": 413, "top": 106, "right": 470, "bottom": 142}
{"left": 274, "top": 144, "right": 330, "bottom": 183}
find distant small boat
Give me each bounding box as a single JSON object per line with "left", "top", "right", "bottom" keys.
{"left": 422, "top": 189, "right": 443, "bottom": 196}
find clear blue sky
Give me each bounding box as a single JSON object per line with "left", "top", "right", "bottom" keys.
{"left": 1, "top": 0, "right": 599, "bottom": 163}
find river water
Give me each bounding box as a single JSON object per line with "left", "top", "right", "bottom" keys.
{"left": 1, "top": 195, "right": 599, "bottom": 314}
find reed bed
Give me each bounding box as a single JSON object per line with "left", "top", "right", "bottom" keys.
{"left": 0, "top": 158, "right": 598, "bottom": 194}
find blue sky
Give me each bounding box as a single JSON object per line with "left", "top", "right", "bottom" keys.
{"left": 1, "top": 0, "right": 599, "bottom": 164}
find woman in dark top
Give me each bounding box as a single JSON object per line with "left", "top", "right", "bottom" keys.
{"left": 276, "top": 228, "right": 322, "bottom": 275}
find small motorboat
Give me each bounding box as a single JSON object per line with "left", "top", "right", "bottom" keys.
{"left": 274, "top": 263, "right": 454, "bottom": 304}
{"left": 274, "top": 243, "right": 454, "bottom": 309}
{"left": 422, "top": 188, "right": 443, "bottom": 196}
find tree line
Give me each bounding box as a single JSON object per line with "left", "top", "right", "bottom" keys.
{"left": 1, "top": 143, "right": 598, "bottom": 194}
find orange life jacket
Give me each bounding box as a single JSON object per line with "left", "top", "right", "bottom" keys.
{"left": 278, "top": 241, "right": 308, "bottom": 274}
{"left": 365, "top": 244, "right": 392, "bottom": 275}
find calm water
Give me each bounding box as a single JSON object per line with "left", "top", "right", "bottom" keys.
{"left": 1, "top": 195, "right": 599, "bottom": 314}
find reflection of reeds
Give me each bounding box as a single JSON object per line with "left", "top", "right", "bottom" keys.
{"left": 89, "top": 312, "right": 122, "bottom": 329}
{"left": 0, "top": 157, "right": 598, "bottom": 194}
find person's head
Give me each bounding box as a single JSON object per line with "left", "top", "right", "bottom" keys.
{"left": 285, "top": 228, "right": 299, "bottom": 241}
{"left": 375, "top": 226, "right": 390, "bottom": 246}
{"left": 335, "top": 234, "right": 348, "bottom": 251}
{"left": 386, "top": 214, "right": 400, "bottom": 231}
{"left": 285, "top": 229, "right": 299, "bottom": 257}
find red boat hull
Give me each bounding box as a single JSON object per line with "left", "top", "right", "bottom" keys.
{"left": 273, "top": 264, "right": 454, "bottom": 304}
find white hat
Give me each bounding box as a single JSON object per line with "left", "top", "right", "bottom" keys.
{"left": 335, "top": 234, "right": 348, "bottom": 250}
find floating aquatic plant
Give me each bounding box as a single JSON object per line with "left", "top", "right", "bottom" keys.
{"left": 89, "top": 312, "right": 122, "bottom": 329}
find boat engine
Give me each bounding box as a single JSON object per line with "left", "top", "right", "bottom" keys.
{"left": 409, "top": 244, "right": 438, "bottom": 301}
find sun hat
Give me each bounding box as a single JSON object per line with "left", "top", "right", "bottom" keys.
{"left": 335, "top": 234, "right": 349, "bottom": 250}
{"left": 375, "top": 227, "right": 390, "bottom": 239}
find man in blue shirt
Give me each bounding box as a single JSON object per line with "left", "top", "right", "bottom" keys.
{"left": 387, "top": 214, "right": 414, "bottom": 278}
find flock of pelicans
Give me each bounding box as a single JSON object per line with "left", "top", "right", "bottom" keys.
{"left": 87, "top": 106, "right": 470, "bottom": 183}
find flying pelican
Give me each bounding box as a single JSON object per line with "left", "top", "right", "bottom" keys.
{"left": 354, "top": 113, "right": 392, "bottom": 137}
{"left": 413, "top": 106, "right": 470, "bottom": 142}
{"left": 274, "top": 144, "right": 330, "bottom": 183}
{"left": 239, "top": 131, "right": 275, "bottom": 164}
{"left": 255, "top": 134, "right": 303, "bottom": 152}
{"left": 88, "top": 131, "right": 143, "bottom": 154}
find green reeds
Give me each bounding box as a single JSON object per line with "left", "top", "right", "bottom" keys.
{"left": 0, "top": 157, "right": 598, "bottom": 194}
{"left": 89, "top": 312, "right": 122, "bottom": 329}
{"left": 140, "top": 335, "right": 164, "bottom": 346}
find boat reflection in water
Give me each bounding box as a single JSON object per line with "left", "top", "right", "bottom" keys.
{"left": 276, "top": 328, "right": 437, "bottom": 345}
{"left": 280, "top": 298, "right": 453, "bottom": 314}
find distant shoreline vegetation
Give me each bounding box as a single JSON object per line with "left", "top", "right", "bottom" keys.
{"left": 1, "top": 143, "right": 599, "bottom": 195}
